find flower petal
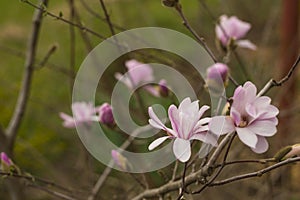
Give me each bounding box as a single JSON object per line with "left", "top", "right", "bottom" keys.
{"left": 236, "top": 40, "right": 257, "bottom": 50}
{"left": 173, "top": 138, "right": 191, "bottom": 162}
{"left": 148, "top": 107, "right": 166, "bottom": 130}
{"left": 168, "top": 105, "right": 180, "bottom": 136}
{"left": 148, "top": 136, "right": 171, "bottom": 150}
{"left": 236, "top": 127, "right": 258, "bottom": 148}
{"left": 209, "top": 116, "right": 235, "bottom": 136}
{"left": 191, "top": 133, "right": 218, "bottom": 146}
{"left": 247, "top": 120, "right": 277, "bottom": 137}
{"left": 251, "top": 136, "right": 269, "bottom": 153}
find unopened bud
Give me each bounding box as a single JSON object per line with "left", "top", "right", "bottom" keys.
{"left": 97, "top": 103, "right": 114, "bottom": 126}
{"left": 158, "top": 79, "right": 169, "bottom": 97}
{"left": 111, "top": 150, "right": 129, "bottom": 171}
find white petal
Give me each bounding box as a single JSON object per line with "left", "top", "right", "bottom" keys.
{"left": 148, "top": 136, "right": 171, "bottom": 150}
{"left": 191, "top": 133, "right": 218, "bottom": 146}
{"left": 173, "top": 138, "right": 191, "bottom": 162}
{"left": 197, "top": 117, "right": 211, "bottom": 125}
{"left": 148, "top": 107, "right": 166, "bottom": 130}
{"left": 236, "top": 40, "right": 257, "bottom": 50}
{"left": 247, "top": 120, "right": 277, "bottom": 137}
{"left": 198, "top": 105, "right": 210, "bottom": 118}
{"left": 168, "top": 105, "right": 180, "bottom": 135}
{"left": 209, "top": 116, "right": 235, "bottom": 136}
{"left": 251, "top": 136, "right": 269, "bottom": 153}
{"left": 236, "top": 127, "right": 258, "bottom": 148}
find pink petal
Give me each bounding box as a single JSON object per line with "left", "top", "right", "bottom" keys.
{"left": 236, "top": 127, "right": 258, "bottom": 148}
{"left": 144, "top": 85, "right": 160, "bottom": 97}
{"left": 236, "top": 40, "right": 257, "bottom": 50}
{"left": 173, "top": 138, "right": 191, "bottom": 162}
{"left": 148, "top": 107, "right": 166, "bottom": 130}
{"left": 227, "top": 16, "right": 251, "bottom": 39}
{"left": 244, "top": 81, "right": 257, "bottom": 102}
{"left": 190, "top": 133, "right": 218, "bottom": 146}
{"left": 148, "top": 136, "right": 171, "bottom": 150}
{"left": 178, "top": 97, "right": 192, "bottom": 111}
{"left": 197, "top": 117, "right": 211, "bottom": 126}
{"left": 198, "top": 105, "right": 210, "bottom": 118}
{"left": 59, "top": 112, "right": 75, "bottom": 128}
{"left": 251, "top": 136, "right": 269, "bottom": 153}
{"left": 247, "top": 120, "right": 277, "bottom": 137}
{"left": 168, "top": 105, "right": 180, "bottom": 136}
{"left": 209, "top": 116, "right": 235, "bottom": 136}
{"left": 114, "top": 72, "right": 133, "bottom": 88}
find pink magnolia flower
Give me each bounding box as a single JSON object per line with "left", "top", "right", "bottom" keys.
{"left": 216, "top": 15, "right": 256, "bottom": 50}
{"left": 96, "top": 103, "right": 114, "bottom": 125}
{"left": 115, "top": 59, "right": 167, "bottom": 97}
{"left": 148, "top": 97, "right": 217, "bottom": 162}
{"left": 59, "top": 102, "right": 98, "bottom": 128}
{"left": 209, "top": 81, "right": 279, "bottom": 153}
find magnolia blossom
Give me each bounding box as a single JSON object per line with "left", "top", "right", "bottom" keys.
{"left": 209, "top": 82, "right": 279, "bottom": 153}
{"left": 216, "top": 15, "right": 256, "bottom": 50}
{"left": 115, "top": 59, "right": 167, "bottom": 97}
{"left": 148, "top": 97, "right": 217, "bottom": 162}
{"left": 59, "top": 102, "right": 98, "bottom": 128}
{"left": 96, "top": 103, "right": 114, "bottom": 125}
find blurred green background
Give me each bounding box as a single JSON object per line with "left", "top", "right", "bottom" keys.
{"left": 1, "top": 0, "right": 299, "bottom": 199}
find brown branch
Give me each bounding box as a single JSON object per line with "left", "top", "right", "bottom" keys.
{"left": 99, "top": 0, "right": 115, "bottom": 35}
{"left": 68, "top": 0, "right": 76, "bottom": 95}
{"left": 0, "top": 171, "right": 78, "bottom": 195}
{"left": 257, "top": 55, "right": 300, "bottom": 97}
{"left": 210, "top": 157, "right": 300, "bottom": 186}
{"left": 36, "top": 44, "right": 57, "bottom": 69}
{"left": 174, "top": 4, "right": 217, "bottom": 63}
{"left": 28, "top": 184, "right": 79, "bottom": 200}
{"left": 132, "top": 156, "right": 300, "bottom": 200}
{"left": 6, "top": 0, "right": 48, "bottom": 150}
{"left": 22, "top": 0, "right": 107, "bottom": 40}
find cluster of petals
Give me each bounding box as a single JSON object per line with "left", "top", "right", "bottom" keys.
{"left": 209, "top": 81, "right": 279, "bottom": 153}
{"left": 148, "top": 97, "right": 217, "bottom": 162}
{"left": 60, "top": 102, "right": 114, "bottom": 128}
{"left": 216, "top": 15, "right": 256, "bottom": 50}
{"left": 115, "top": 59, "right": 168, "bottom": 97}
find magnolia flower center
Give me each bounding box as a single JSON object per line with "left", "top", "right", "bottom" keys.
{"left": 238, "top": 116, "right": 248, "bottom": 128}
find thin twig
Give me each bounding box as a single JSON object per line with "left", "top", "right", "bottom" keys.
{"left": 28, "top": 184, "right": 79, "bottom": 200}
{"left": 22, "top": 0, "right": 107, "bottom": 40}
{"left": 171, "top": 160, "right": 179, "bottom": 181}
{"left": 6, "top": 0, "right": 48, "bottom": 150}
{"left": 174, "top": 4, "right": 217, "bottom": 63}
{"left": 68, "top": 0, "right": 76, "bottom": 95}
{"left": 99, "top": 0, "right": 115, "bottom": 35}
{"left": 257, "top": 55, "right": 300, "bottom": 97}
{"left": 176, "top": 163, "right": 187, "bottom": 200}
{"left": 36, "top": 44, "right": 57, "bottom": 69}
{"left": 210, "top": 157, "right": 300, "bottom": 186}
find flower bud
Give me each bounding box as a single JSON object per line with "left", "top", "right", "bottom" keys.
{"left": 158, "top": 79, "right": 169, "bottom": 97}
{"left": 97, "top": 103, "right": 114, "bottom": 126}
{"left": 1, "top": 152, "right": 12, "bottom": 167}
{"left": 111, "top": 150, "right": 129, "bottom": 171}
{"left": 207, "top": 63, "right": 229, "bottom": 83}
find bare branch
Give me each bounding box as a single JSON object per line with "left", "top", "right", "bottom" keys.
{"left": 22, "top": 0, "right": 107, "bottom": 40}
{"left": 6, "top": 0, "right": 48, "bottom": 150}
{"left": 28, "top": 184, "right": 79, "bottom": 200}
{"left": 258, "top": 55, "right": 300, "bottom": 97}
{"left": 210, "top": 157, "right": 300, "bottom": 186}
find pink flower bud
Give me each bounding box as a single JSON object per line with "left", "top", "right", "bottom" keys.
{"left": 111, "top": 150, "right": 128, "bottom": 170}
{"left": 97, "top": 103, "right": 114, "bottom": 125}
{"left": 207, "top": 63, "right": 229, "bottom": 83}
{"left": 158, "top": 79, "right": 169, "bottom": 97}
{"left": 1, "top": 152, "right": 12, "bottom": 167}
